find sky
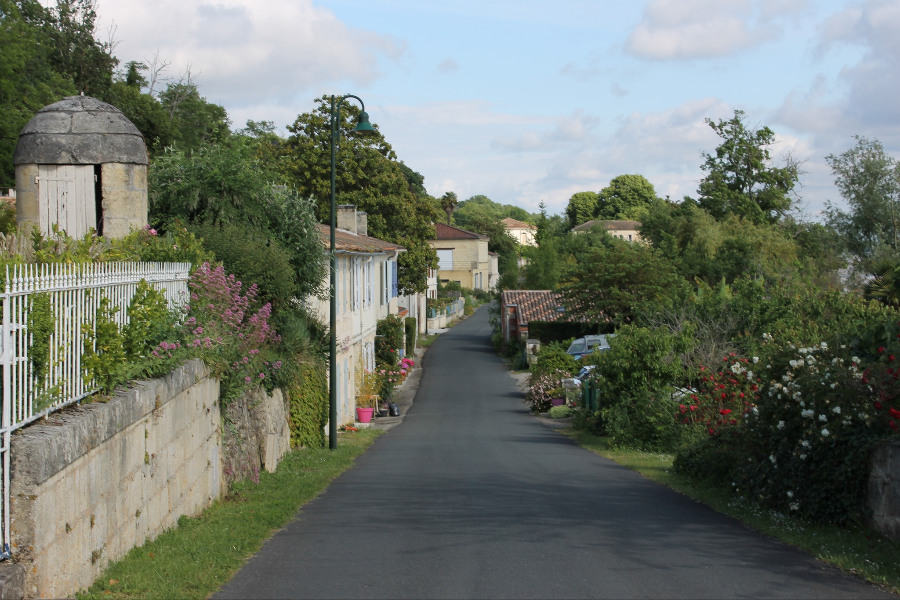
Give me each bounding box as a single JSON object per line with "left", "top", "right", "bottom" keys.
{"left": 94, "top": 0, "right": 900, "bottom": 218}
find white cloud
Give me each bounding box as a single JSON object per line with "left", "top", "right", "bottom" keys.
{"left": 625, "top": 0, "right": 808, "bottom": 60}
{"left": 96, "top": 0, "right": 405, "bottom": 108}
{"left": 491, "top": 110, "right": 598, "bottom": 153}
{"left": 437, "top": 58, "right": 459, "bottom": 73}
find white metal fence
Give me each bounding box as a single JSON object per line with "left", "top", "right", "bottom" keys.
{"left": 0, "top": 262, "right": 191, "bottom": 558}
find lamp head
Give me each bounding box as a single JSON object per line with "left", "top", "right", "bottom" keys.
{"left": 352, "top": 111, "right": 376, "bottom": 133}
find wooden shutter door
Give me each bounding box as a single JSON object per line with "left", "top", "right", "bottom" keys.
{"left": 38, "top": 165, "right": 96, "bottom": 238}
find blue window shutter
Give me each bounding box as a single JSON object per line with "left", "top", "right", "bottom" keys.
{"left": 391, "top": 261, "right": 398, "bottom": 298}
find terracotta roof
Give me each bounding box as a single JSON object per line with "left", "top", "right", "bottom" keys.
{"left": 434, "top": 222, "right": 488, "bottom": 240}
{"left": 501, "top": 217, "right": 536, "bottom": 230}
{"left": 502, "top": 290, "right": 570, "bottom": 324}
{"left": 571, "top": 219, "right": 642, "bottom": 233}
{"left": 316, "top": 224, "right": 406, "bottom": 253}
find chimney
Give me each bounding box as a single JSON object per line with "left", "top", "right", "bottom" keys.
{"left": 337, "top": 205, "right": 357, "bottom": 234}
{"left": 357, "top": 211, "right": 368, "bottom": 237}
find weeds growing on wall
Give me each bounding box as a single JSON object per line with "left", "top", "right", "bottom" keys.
{"left": 284, "top": 359, "right": 328, "bottom": 449}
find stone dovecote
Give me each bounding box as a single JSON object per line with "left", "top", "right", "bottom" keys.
{"left": 14, "top": 95, "right": 149, "bottom": 239}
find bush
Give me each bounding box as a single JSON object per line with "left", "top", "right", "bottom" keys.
{"left": 673, "top": 427, "right": 747, "bottom": 485}
{"left": 531, "top": 343, "right": 577, "bottom": 377}
{"left": 189, "top": 221, "right": 297, "bottom": 309}
{"left": 549, "top": 405, "right": 572, "bottom": 419}
{"left": 601, "top": 387, "right": 685, "bottom": 451}
{"left": 526, "top": 370, "right": 570, "bottom": 412}
{"left": 376, "top": 314, "right": 404, "bottom": 367}
{"left": 404, "top": 317, "right": 417, "bottom": 355}
{"left": 284, "top": 359, "right": 328, "bottom": 449}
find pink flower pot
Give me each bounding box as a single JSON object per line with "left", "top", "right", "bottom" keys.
{"left": 356, "top": 407, "right": 375, "bottom": 423}
{"left": 551, "top": 398, "right": 566, "bottom": 407}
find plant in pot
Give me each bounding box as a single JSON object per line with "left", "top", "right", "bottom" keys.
{"left": 355, "top": 355, "right": 381, "bottom": 424}
{"left": 549, "top": 387, "right": 566, "bottom": 407}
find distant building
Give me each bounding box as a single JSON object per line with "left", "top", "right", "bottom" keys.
{"left": 571, "top": 220, "right": 642, "bottom": 242}
{"left": 500, "top": 290, "right": 567, "bottom": 342}
{"left": 501, "top": 217, "right": 537, "bottom": 246}
{"left": 428, "top": 223, "right": 498, "bottom": 291}
{"left": 0, "top": 188, "right": 15, "bottom": 207}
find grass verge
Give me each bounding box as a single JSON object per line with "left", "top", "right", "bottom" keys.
{"left": 77, "top": 429, "right": 382, "bottom": 600}
{"left": 417, "top": 333, "right": 439, "bottom": 349}
{"left": 565, "top": 429, "right": 900, "bottom": 595}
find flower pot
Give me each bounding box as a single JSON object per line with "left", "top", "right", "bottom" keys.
{"left": 550, "top": 398, "right": 566, "bottom": 407}
{"left": 356, "top": 407, "right": 375, "bottom": 423}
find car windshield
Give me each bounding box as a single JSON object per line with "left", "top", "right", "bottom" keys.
{"left": 568, "top": 341, "right": 587, "bottom": 353}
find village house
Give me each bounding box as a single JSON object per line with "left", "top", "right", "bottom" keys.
{"left": 571, "top": 219, "right": 643, "bottom": 242}
{"left": 501, "top": 217, "right": 537, "bottom": 246}
{"left": 500, "top": 290, "right": 568, "bottom": 342}
{"left": 428, "top": 222, "right": 498, "bottom": 291}
{"left": 309, "top": 205, "right": 405, "bottom": 426}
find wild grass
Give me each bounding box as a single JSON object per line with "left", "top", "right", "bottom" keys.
{"left": 565, "top": 429, "right": 900, "bottom": 595}
{"left": 77, "top": 429, "right": 381, "bottom": 600}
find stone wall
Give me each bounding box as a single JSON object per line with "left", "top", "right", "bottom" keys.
{"left": 868, "top": 440, "right": 900, "bottom": 541}
{"left": 7, "top": 360, "right": 291, "bottom": 599}
{"left": 99, "top": 163, "right": 147, "bottom": 238}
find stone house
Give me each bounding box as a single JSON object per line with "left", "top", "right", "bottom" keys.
{"left": 428, "top": 223, "right": 498, "bottom": 291}
{"left": 571, "top": 219, "right": 643, "bottom": 242}
{"left": 309, "top": 206, "right": 405, "bottom": 426}
{"left": 501, "top": 217, "right": 537, "bottom": 246}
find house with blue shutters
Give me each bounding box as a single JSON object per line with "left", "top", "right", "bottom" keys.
{"left": 311, "top": 205, "right": 405, "bottom": 426}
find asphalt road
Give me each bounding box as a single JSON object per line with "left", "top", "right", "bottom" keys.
{"left": 216, "top": 306, "right": 890, "bottom": 599}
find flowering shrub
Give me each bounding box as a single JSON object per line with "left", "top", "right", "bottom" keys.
{"left": 376, "top": 315, "right": 405, "bottom": 367}
{"left": 527, "top": 370, "right": 571, "bottom": 412}
{"left": 676, "top": 327, "right": 900, "bottom": 523}
{"left": 678, "top": 355, "right": 761, "bottom": 436}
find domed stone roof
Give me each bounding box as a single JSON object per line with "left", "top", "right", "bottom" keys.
{"left": 14, "top": 95, "right": 148, "bottom": 166}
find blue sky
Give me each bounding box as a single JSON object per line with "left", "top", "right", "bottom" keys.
{"left": 98, "top": 0, "right": 900, "bottom": 217}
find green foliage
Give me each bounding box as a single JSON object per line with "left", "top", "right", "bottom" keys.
{"left": 602, "top": 386, "right": 684, "bottom": 451}
{"left": 272, "top": 305, "right": 327, "bottom": 360}
{"left": 527, "top": 322, "right": 594, "bottom": 345}
{"left": 102, "top": 80, "right": 173, "bottom": 154}
{"left": 188, "top": 221, "right": 297, "bottom": 309}
{"left": 825, "top": 136, "right": 900, "bottom": 264}
{"left": 285, "top": 359, "right": 328, "bottom": 449}
{"left": 560, "top": 241, "right": 686, "bottom": 324}
{"left": 549, "top": 405, "right": 572, "bottom": 419}
{"left": 0, "top": 204, "right": 17, "bottom": 234}
{"left": 404, "top": 317, "right": 417, "bottom": 356}
{"left": 463, "top": 214, "right": 520, "bottom": 287}
{"left": 122, "top": 280, "right": 171, "bottom": 359}
{"left": 596, "top": 174, "right": 659, "bottom": 221}
{"left": 80, "top": 296, "right": 127, "bottom": 392}
{"left": 531, "top": 343, "right": 577, "bottom": 378}
{"left": 375, "top": 314, "right": 404, "bottom": 368}
{"left": 453, "top": 194, "right": 534, "bottom": 229}
{"left": 697, "top": 110, "right": 799, "bottom": 224}
{"left": 26, "top": 293, "right": 54, "bottom": 387}
{"left": 281, "top": 96, "right": 438, "bottom": 294}
{"left": 565, "top": 192, "right": 599, "bottom": 229}
{"left": 158, "top": 82, "right": 230, "bottom": 150}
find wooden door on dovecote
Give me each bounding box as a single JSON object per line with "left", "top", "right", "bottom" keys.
{"left": 38, "top": 165, "right": 96, "bottom": 238}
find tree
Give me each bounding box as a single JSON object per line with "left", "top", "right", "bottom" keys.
{"left": 439, "top": 191, "right": 459, "bottom": 225}
{"left": 465, "top": 215, "right": 520, "bottom": 290}
{"left": 559, "top": 242, "right": 686, "bottom": 325}
{"left": 698, "top": 110, "right": 800, "bottom": 224}
{"left": 824, "top": 136, "right": 900, "bottom": 264}
{"left": 596, "top": 175, "right": 658, "bottom": 221}
{"left": 101, "top": 65, "right": 174, "bottom": 154}
{"left": 453, "top": 194, "right": 533, "bottom": 229}
{"left": 45, "top": 0, "right": 117, "bottom": 96}
{"left": 565, "top": 192, "right": 598, "bottom": 229}
{"left": 281, "top": 97, "right": 437, "bottom": 294}
{"left": 158, "top": 80, "right": 230, "bottom": 150}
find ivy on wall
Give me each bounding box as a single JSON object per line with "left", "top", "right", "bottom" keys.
{"left": 285, "top": 360, "right": 328, "bottom": 449}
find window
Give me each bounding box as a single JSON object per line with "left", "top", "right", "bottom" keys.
{"left": 436, "top": 249, "right": 453, "bottom": 270}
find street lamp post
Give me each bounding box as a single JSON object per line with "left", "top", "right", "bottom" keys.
{"left": 329, "top": 94, "right": 374, "bottom": 450}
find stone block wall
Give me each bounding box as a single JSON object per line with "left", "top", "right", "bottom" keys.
{"left": 99, "top": 163, "right": 148, "bottom": 238}
{"left": 9, "top": 360, "right": 221, "bottom": 598}
{"left": 868, "top": 440, "right": 900, "bottom": 541}
{"left": 13, "top": 165, "right": 38, "bottom": 226}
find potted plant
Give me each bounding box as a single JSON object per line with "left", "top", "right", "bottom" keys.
{"left": 355, "top": 354, "right": 381, "bottom": 423}
{"left": 549, "top": 387, "right": 566, "bottom": 407}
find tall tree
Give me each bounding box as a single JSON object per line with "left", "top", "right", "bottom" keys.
{"left": 825, "top": 136, "right": 900, "bottom": 264}
{"left": 697, "top": 110, "right": 800, "bottom": 224}
{"left": 565, "top": 191, "right": 598, "bottom": 229}
{"left": 281, "top": 97, "right": 437, "bottom": 294}
{"left": 465, "top": 215, "right": 520, "bottom": 290}
{"left": 596, "top": 174, "right": 658, "bottom": 221}
{"left": 453, "top": 194, "right": 533, "bottom": 228}
{"left": 439, "top": 191, "right": 459, "bottom": 225}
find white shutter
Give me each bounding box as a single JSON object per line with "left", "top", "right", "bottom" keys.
{"left": 437, "top": 249, "right": 453, "bottom": 270}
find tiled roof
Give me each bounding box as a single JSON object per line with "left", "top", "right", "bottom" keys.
{"left": 434, "top": 222, "right": 488, "bottom": 240}
{"left": 571, "top": 219, "right": 642, "bottom": 233}
{"left": 316, "top": 224, "right": 406, "bottom": 253}
{"left": 501, "top": 217, "right": 536, "bottom": 230}
{"left": 502, "top": 290, "right": 570, "bottom": 324}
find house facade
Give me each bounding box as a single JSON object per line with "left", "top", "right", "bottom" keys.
{"left": 501, "top": 217, "right": 537, "bottom": 247}
{"left": 571, "top": 219, "right": 643, "bottom": 242}
{"left": 309, "top": 206, "right": 405, "bottom": 426}
{"left": 428, "top": 223, "right": 498, "bottom": 291}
